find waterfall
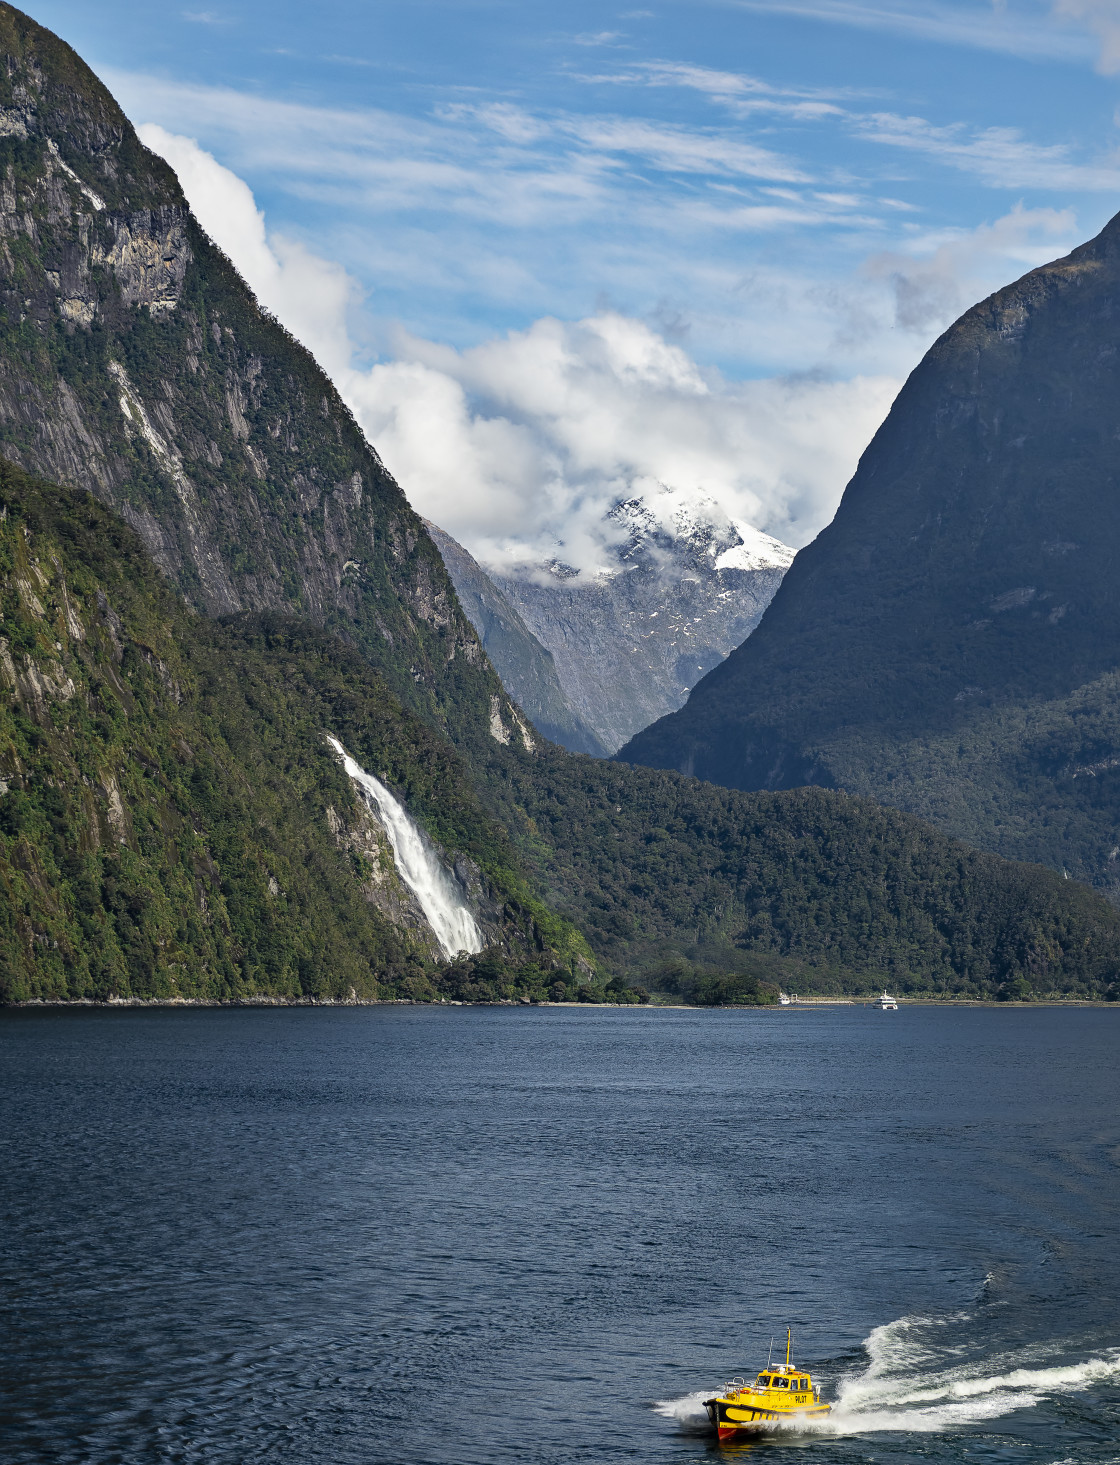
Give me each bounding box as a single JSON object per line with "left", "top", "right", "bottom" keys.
{"left": 325, "top": 735, "right": 483, "bottom": 960}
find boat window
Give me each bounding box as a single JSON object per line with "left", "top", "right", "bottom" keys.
{"left": 758, "top": 1376, "right": 771, "bottom": 1387}
{"left": 775, "top": 1377, "right": 789, "bottom": 1389}
{"left": 800, "top": 1378, "right": 809, "bottom": 1391}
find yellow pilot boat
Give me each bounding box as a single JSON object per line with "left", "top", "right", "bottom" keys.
{"left": 704, "top": 1330, "right": 831, "bottom": 1440}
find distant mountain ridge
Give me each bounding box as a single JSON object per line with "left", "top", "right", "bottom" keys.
{"left": 619, "top": 209, "right": 1120, "bottom": 899}
{"left": 475, "top": 497, "right": 792, "bottom": 753}
{"left": 423, "top": 522, "right": 608, "bottom": 757}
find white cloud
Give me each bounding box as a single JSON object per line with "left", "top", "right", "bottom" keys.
{"left": 139, "top": 126, "right": 898, "bottom": 565}
{"left": 1053, "top": 0, "right": 1120, "bottom": 71}
{"left": 728, "top": 0, "right": 1120, "bottom": 74}
{"left": 137, "top": 124, "right": 357, "bottom": 377}
{"left": 723, "top": 0, "right": 1092, "bottom": 61}
{"left": 852, "top": 112, "right": 1120, "bottom": 190}
{"left": 864, "top": 203, "right": 1076, "bottom": 330}
{"left": 586, "top": 58, "right": 853, "bottom": 117}
{"left": 582, "top": 57, "right": 1120, "bottom": 193}
{"left": 562, "top": 116, "right": 811, "bottom": 181}
{"left": 136, "top": 129, "right": 1080, "bottom": 578}
{"left": 111, "top": 63, "right": 1120, "bottom": 395}
{"left": 348, "top": 317, "right": 900, "bottom": 568}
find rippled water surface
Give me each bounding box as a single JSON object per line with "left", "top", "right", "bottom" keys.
{"left": 3, "top": 1004, "right": 1120, "bottom": 1464}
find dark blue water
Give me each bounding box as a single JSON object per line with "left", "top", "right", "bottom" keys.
{"left": 2, "top": 1005, "right": 1120, "bottom": 1464}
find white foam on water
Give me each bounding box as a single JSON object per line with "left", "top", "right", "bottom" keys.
{"left": 653, "top": 1389, "right": 719, "bottom": 1434}
{"left": 656, "top": 1313, "right": 1120, "bottom": 1441}
{"left": 325, "top": 735, "right": 483, "bottom": 960}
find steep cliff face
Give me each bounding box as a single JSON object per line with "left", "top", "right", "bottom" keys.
{"left": 492, "top": 498, "right": 791, "bottom": 753}
{"left": 0, "top": 3, "right": 524, "bottom": 746}
{"left": 424, "top": 521, "right": 607, "bottom": 757}
{"left": 619, "top": 210, "right": 1120, "bottom": 896}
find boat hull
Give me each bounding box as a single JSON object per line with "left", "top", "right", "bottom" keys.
{"left": 704, "top": 1396, "right": 831, "bottom": 1440}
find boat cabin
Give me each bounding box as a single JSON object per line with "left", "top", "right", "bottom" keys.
{"left": 750, "top": 1366, "right": 817, "bottom": 1405}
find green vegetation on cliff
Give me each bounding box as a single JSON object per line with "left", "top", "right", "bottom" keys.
{"left": 0, "top": 463, "right": 591, "bottom": 1003}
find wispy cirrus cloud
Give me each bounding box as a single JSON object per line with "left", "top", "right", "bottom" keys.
{"left": 573, "top": 30, "right": 628, "bottom": 46}
{"left": 108, "top": 69, "right": 828, "bottom": 247}
{"left": 722, "top": 0, "right": 1120, "bottom": 75}
{"left": 108, "top": 43, "right": 1105, "bottom": 391}
{"left": 852, "top": 111, "right": 1120, "bottom": 190}
{"left": 559, "top": 116, "right": 813, "bottom": 181}
{"left": 585, "top": 57, "right": 856, "bottom": 117}
{"left": 1053, "top": 0, "right": 1120, "bottom": 72}
{"left": 582, "top": 55, "right": 1120, "bottom": 194}
{"left": 717, "top": 0, "right": 1093, "bottom": 61}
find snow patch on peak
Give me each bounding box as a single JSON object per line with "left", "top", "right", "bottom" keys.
{"left": 715, "top": 520, "right": 796, "bottom": 573}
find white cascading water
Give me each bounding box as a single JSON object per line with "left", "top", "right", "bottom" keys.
{"left": 325, "top": 735, "right": 483, "bottom": 960}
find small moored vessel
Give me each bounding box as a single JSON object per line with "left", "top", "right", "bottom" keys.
{"left": 879, "top": 992, "right": 898, "bottom": 1010}
{"left": 704, "top": 1330, "right": 830, "bottom": 1440}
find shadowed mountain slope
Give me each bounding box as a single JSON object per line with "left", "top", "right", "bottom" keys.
{"left": 489, "top": 497, "right": 791, "bottom": 753}
{"left": 424, "top": 522, "right": 607, "bottom": 757}
{"left": 620, "top": 210, "right": 1120, "bottom": 898}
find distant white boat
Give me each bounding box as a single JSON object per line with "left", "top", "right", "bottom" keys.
{"left": 879, "top": 992, "right": 899, "bottom": 1010}
{"left": 779, "top": 991, "right": 791, "bottom": 1006}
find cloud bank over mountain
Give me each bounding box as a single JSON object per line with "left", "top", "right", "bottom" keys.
{"left": 138, "top": 123, "right": 1078, "bottom": 571}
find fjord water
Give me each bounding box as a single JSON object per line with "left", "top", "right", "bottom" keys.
{"left": 2, "top": 1007, "right": 1119, "bottom": 1464}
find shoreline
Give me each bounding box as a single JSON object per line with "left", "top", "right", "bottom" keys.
{"left": 3, "top": 996, "right": 1118, "bottom": 1011}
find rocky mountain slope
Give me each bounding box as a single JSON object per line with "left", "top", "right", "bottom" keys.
{"left": 4, "top": 2, "right": 1120, "bottom": 1003}
{"left": 424, "top": 522, "right": 607, "bottom": 757}
{"left": 485, "top": 498, "right": 792, "bottom": 753}
{"left": 0, "top": 5, "right": 521, "bottom": 750}
{"left": 619, "top": 211, "right": 1120, "bottom": 899}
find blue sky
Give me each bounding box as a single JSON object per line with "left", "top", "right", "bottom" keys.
{"left": 22, "top": 1, "right": 1120, "bottom": 567}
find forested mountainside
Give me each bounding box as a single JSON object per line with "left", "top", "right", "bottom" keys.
{"left": 424, "top": 521, "right": 607, "bottom": 757}
{"left": 487, "top": 498, "right": 791, "bottom": 753}
{"left": 482, "top": 741, "right": 1120, "bottom": 1000}
{"left": 620, "top": 210, "right": 1120, "bottom": 901}
{"left": 7, "top": 462, "right": 1117, "bottom": 1004}
{"left": 0, "top": 3, "right": 522, "bottom": 750}
{"left": 0, "top": 464, "right": 595, "bottom": 1003}
{"left": 3, "top": 2, "right": 1120, "bottom": 1007}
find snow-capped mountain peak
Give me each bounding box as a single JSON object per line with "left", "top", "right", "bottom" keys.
{"left": 714, "top": 520, "right": 797, "bottom": 573}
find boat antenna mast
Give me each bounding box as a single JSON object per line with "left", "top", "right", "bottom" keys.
{"left": 786, "top": 1328, "right": 792, "bottom": 1369}
{"left": 766, "top": 1336, "right": 774, "bottom": 1369}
